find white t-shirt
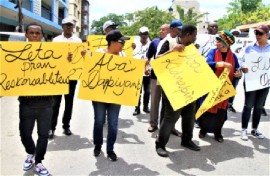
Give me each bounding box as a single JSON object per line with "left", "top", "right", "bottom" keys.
{"left": 52, "top": 33, "right": 82, "bottom": 43}
{"left": 95, "top": 48, "right": 127, "bottom": 57}
{"left": 133, "top": 40, "right": 150, "bottom": 60}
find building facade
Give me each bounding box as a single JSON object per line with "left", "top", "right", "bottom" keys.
{"left": 0, "top": 0, "right": 90, "bottom": 40}
{"left": 171, "top": 0, "right": 209, "bottom": 33}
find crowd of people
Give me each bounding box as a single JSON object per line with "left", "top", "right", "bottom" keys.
{"left": 16, "top": 17, "right": 269, "bottom": 176}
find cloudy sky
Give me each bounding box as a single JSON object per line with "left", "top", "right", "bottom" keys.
{"left": 89, "top": 0, "right": 269, "bottom": 23}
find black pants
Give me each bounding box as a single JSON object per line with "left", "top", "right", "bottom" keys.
{"left": 19, "top": 103, "right": 52, "bottom": 163}
{"left": 157, "top": 90, "right": 195, "bottom": 148}
{"left": 136, "top": 76, "right": 151, "bottom": 109}
{"left": 51, "top": 80, "right": 77, "bottom": 130}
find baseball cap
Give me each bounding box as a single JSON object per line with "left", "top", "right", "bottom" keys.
{"left": 139, "top": 26, "right": 149, "bottom": 34}
{"left": 106, "top": 30, "right": 130, "bottom": 42}
{"left": 255, "top": 25, "right": 269, "bottom": 34}
{"left": 170, "top": 20, "right": 183, "bottom": 29}
{"left": 62, "top": 17, "right": 74, "bottom": 25}
{"left": 103, "top": 20, "right": 118, "bottom": 32}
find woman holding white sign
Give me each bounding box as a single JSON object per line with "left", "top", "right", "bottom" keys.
{"left": 198, "top": 30, "right": 241, "bottom": 143}
{"left": 240, "top": 25, "right": 270, "bottom": 141}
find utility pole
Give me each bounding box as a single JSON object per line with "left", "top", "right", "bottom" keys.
{"left": 14, "top": 0, "right": 24, "bottom": 32}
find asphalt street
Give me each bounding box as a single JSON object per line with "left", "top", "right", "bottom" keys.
{"left": 1, "top": 78, "right": 269, "bottom": 176}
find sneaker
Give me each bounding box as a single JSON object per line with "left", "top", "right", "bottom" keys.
{"left": 251, "top": 129, "right": 265, "bottom": 139}
{"left": 23, "top": 154, "right": 34, "bottom": 171}
{"left": 35, "top": 163, "right": 49, "bottom": 176}
{"left": 241, "top": 129, "right": 248, "bottom": 141}
{"left": 107, "top": 151, "right": 118, "bottom": 161}
{"left": 94, "top": 145, "right": 101, "bottom": 157}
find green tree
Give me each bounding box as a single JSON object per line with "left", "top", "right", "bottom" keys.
{"left": 218, "top": 1, "right": 270, "bottom": 30}
{"left": 121, "top": 7, "right": 173, "bottom": 39}
{"left": 175, "top": 5, "right": 203, "bottom": 25}
{"left": 91, "top": 13, "right": 127, "bottom": 34}
{"left": 240, "top": 0, "right": 262, "bottom": 14}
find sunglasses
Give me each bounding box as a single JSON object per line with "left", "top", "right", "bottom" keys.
{"left": 209, "top": 26, "right": 218, "bottom": 29}
{"left": 254, "top": 30, "right": 264, "bottom": 36}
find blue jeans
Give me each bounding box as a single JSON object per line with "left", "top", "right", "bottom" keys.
{"left": 241, "top": 85, "right": 269, "bottom": 129}
{"left": 19, "top": 100, "right": 53, "bottom": 164}
{"left": 92, "top": 101, "right": 121, "bottom": 152}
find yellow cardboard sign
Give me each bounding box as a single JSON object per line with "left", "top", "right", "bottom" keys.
{"left": 78, "top": 52, "right": 145, "bottom": 106}
{"left": 151, "top": 44, "right": 220, "bottom": 111}
{"left": 0, "top": 42, "right": 72, "bottom": 96}
{"left": 195, "top": 68, "right": 236, "bottom": 119}
{"left": 66, "top": 42, "right": 88, "bottom": 80}
{"left": 87, "top": 35, "right": 134, "bottom": 58}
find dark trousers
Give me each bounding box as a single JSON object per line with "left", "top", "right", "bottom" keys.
{"left": 19, "top": 104, "right": 52, "bottom": 164}
{"left": 157, "top": 90, "right": 195, "bottom": 148}
{"left": 241, "top": 85, "right": 269, "bottom": 129}
{"left": 51, "top": 80, "right": 77, "bottom": 130}
{"left": 136, "top": 76, "right": 151, "bottom": 109}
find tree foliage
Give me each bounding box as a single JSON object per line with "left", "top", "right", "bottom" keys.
{"left": 218, "top": 0, "right": 270, "bottom": 30}
{"left": 91, "top": 13, "right": 127, "bottom": 34}
{"left": 175, "top": 5, "right": 203, "bottom": 25}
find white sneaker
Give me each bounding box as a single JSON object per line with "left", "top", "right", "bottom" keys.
{"left": 251, "top": 129, "right": 265, "bottom": 139}
{"left": 23, "top": 154, "right": 34, "bottom": 171}
{"left": 35, "top": 163, "right": 50, "bottom": 176}
{"left": 241, "top": 129, "right": 248, "bottom": 141}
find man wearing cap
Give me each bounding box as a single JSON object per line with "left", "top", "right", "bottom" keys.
{"left": 240, "top": 24, "right": 270, "bottom": 141}
{"left": 154, "top": 20, "right": 184, "bottom": 137}
{"left": 103, "top": 20, "right": 118, "bottom": 35}
{"left": 92, "top": 29, "right": 130, "bottom": 161}
{"left": 132, "top": 26, "right": 151, "bottom": 115}
{"left": 155, "top": 24, "right": 200, "bottom": 157}
{"left": 50, "top": 17, "right": 84, "bottom": 138}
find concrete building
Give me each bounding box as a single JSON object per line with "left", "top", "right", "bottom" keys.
{"left": 170, "top": 0, "right": 209, "bottom": 33}
{"left": 0, "top": 0, "right": 90, "bottom": 40}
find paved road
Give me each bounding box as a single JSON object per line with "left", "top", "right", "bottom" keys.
{"left": 1, "top": 79, "right": 269, "bottom": 175}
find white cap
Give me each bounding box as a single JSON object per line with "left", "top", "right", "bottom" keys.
{"left": 62, "top": 17, "right": 75, "bottom": 25}
{"left": 139, "top": 26, "right": 149, "bottom": 33}
{"left": 103, "top": 20, "right": 118, "bottom": 32}
{"left": 230, "top": 29, "right": 241, "bottom": 34}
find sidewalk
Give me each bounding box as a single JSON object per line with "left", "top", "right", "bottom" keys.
{"left": 0, "top": 82, "right": 269, "bottom": 175}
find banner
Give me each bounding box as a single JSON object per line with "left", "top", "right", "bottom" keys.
{"left": 0, "top": 42, "right": 74, "bottom": 96}
{"left": 151, "top": 44, "right": 220, "bottom": 111}
{"left": 195, "top": 68, "right": 236, "bottom": 119}
{"left": 243, "top": 52, "right": 270, "bottom": 91}
{"left": 87, "top": 35, "right": 134, "bottom": 58}
{"left": 78, "top": 52, "right": 145, "bottom": 106}
{"left": 65, "top": 42, "right": 88, "bottom": 80}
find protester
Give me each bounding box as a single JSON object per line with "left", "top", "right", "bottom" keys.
{"left": 92, "top": 29, "right": 130, "bottom": 161}
{"left": 231, "top": 29, "right": 241, "bottom": 37}
{"left": 155, "top": 20, "right": 183, "bottom": 137}
{"left": 207, "top": 22, "right": 219, "bottom": 35}
{"left": 132, "top": 26, "right": 151, "bottom": 115}
{"left": 19, "top": 22, "right": 53, "bottom": 176}
{"left": 103, "top": 20, "right": 118, "bottom": 35}
{"left": 147, "top": 24, "right": 170, "bottom": 132}
{"left": 227, "top": 28, "right": 242, "bottom": 113}
{"left": 155, "top": 24, "right": 200, "bottom": 157}
{"left": 198, "top": 30, "right": 241, "bottom": 143}
{"left": 241, "top": 25, "right": 270, "bottom": 141}
{"left": 49, "top": 17, "right": 85, "bottom": 138}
